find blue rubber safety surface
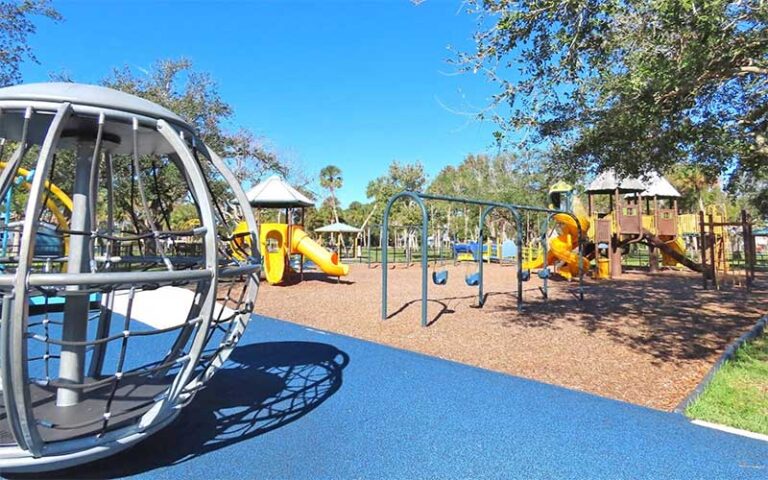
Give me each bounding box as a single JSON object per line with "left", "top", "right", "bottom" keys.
{"left": 16, "top": 315, "right": 768, "bottom": 480}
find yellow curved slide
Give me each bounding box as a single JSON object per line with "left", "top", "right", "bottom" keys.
{"left": 290, "top": 225, "right": 349, "bottom": 277}
{"left": 1, "top": 162, "right": 72, "bottom": 233}
{"left": 661, "top": 236, "right": 686, "bottom": 267}
{"left": 522, "top": 213, "right": 590, "bottom": 280}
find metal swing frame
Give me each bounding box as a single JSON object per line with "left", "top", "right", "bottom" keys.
{"left": 381, "top": 191, "right": 586, "bottom": 327}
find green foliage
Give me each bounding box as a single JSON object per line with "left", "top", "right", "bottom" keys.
{"left": 103, "top": 58, "right": 284, "bottom": 184}
{"left": 729, "top": 167, "right": 768, "bottom": 220}
{"left": 363, "top": 154, "right": 559, "bottom": 242}
{"left": 97, "top": 59, "right": 288, "bottom": 231}
{"left": 365, "top": 160, "right": 427, "bottom": 226}
{"left": 427, "top": 152, "right": 555, "bottom": 240}
{"left": 0, "top": 0, "right": 60, "bottom": 86}
{"left": 301, "top": 206, "right": 324, "bottom": 232}
{"left": 666, "top": 164, "right": 720, "bottom": 212}
{"left": 342, "top": 200, "right": 369, "bottom": 227}
{"left": 460, "top": 0, "right": 768, "bottom": 217}
{"left": 666, "top": 164, "right": 761, "bottom": 220}
{"left": 169, "top": 203, "right": 201, "bottom": 231}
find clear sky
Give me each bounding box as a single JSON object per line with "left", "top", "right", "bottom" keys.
{"left": 21, "top": 0, "right": 500, "bottom": 207}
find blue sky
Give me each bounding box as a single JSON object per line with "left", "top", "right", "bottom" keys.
{"left": 22, "top": 0, "right": 500, "bottom": 207}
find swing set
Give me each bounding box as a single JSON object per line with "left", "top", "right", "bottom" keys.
{"left": 429, "top": 252, "right": 480, "bottom": 286}
{"left": 381, "top": 192, "right": 586, "bottom": 327}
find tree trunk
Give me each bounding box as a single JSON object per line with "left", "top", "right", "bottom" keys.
{"left": 329, "top": 186, "right": 340, "bottom": 223}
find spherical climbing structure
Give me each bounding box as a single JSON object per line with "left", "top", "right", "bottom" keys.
{"left": 0, "top": 83, "right": 260, "bottom": 471}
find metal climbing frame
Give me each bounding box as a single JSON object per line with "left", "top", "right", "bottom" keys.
{"left": 381, "top": 192, "right": 586, "bottom": 327}
{"left": 0, "top": 83, "right": 260, "bottom": 472}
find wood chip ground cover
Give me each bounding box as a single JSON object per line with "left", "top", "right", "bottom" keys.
{"left": 240, "top": 263, "right": 767, "bottom": 411}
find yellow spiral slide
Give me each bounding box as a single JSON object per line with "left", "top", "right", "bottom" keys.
{"left": 522, "top": 213, "right": 590, "bottom": 280}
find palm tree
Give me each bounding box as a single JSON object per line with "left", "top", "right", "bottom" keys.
{"left": 319, "top": 165, "right": 343, "bottom": 223}
{"left": 669, "top": 165, "right": 715, "bottom": 212}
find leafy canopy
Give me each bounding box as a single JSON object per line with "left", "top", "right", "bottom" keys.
{"left": 459, "top": 1, "right": 768, "bottom": 183}
{"left": 92, "top": 59, "right": 287, "bottom": 231}
{"left": 103, "top": 58, "right": 284, "bottom": 185}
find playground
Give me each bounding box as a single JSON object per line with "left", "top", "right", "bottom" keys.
{"left": 0, "top": 79, "right": 768, "bottom": 472}
{"left": 0, "top": 82, "right": 765, "bottom": 476}
{"left": 4, "top": 0, "right": 768, "bottom": 475}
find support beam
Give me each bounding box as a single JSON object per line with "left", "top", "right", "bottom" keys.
{"left": 57, "top": 145, "right": 93, "bottom": 407}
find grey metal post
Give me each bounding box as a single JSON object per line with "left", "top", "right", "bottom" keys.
{"left": 478, "top": 204, "right": 522, "bottom": 308}
{"left": 193, "top": 143, "right": 260, "bottom": 383}
{"left": 478, "top": 209, "right": 486, "bottom": 307}
{"left": 86, "top": 120, "right": 110, "bottom": 379}
{"left": 699, "top": 210, "right": 708, "bottom": 289}
{"left": 381, "top": 192, "right": 428, "bottom": 327}
{"left": 516, "top": 220, "right": 524, "bottom": 309}
{"left": 540, "top": 214, "right": 551, "bottom": 299}
{"left": 0, "top": 107, "right": 31, "bottom": 201}
{"left": 0, "top": 292, "right": 10, "bottom": 393}
{"left": 57, "top": 144, "right": 94, "bottom": 407}
{"left": 575, "top": 214, "right": 585, "bottom": 300}
{"left": 366, "top": 226, "right": 371, "bottom": 268}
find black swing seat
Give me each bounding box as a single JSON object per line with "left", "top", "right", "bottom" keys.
{"left": 432, "top": 270, "right": 448, "bottom": 285}
{"left": 520, "top": 270, "right": 531, "bottom": 282}
{"left": 465, "top": 272, "right": 480, "bottom": 286}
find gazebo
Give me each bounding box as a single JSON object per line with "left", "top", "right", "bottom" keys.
{"left": 246, "top": 174, "right": 314, "bottom": 219}
{"left": 316, "top": 222, "right": 362, "bottom": 257}
{"left": 316, "top": 222, "right": 362, "bottom": 234}
{"left": 626, "top": 172, "right": 682, "bottom": 235}
{"left": 627, "top": 173, "right": 683, "bottom": 271}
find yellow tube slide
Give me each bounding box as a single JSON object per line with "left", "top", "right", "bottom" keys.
{"left": 0, "top": 162, "right": 72, "bottom": 254}
{"left": 290, "top": 225, "right": 349, "bottom": 277}
{"left": 522, "top": 213, "right": 590, "bottom": 280}
{"left": 260, "top": 223, "right": 287, "bottom": 284}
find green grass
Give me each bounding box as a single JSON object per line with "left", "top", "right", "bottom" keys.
{"left": 620, "top": 244, "right": 767, "bottom": 270}
{"left": 350, "top": 246, "right": 455, "bottom": 264}
{"left": 686, "top": 331, "right": 768, "bottom": 435}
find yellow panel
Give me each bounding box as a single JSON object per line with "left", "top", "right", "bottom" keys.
{"left": 678, "top": 214, "right": 698, "bottom": 235}
{"left": 642, "top": 215, "right": 655, "bottom": 233}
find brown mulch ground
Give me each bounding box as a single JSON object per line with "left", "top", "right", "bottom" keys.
{"left": 245, "top": 262, "right": 767, "bottom": 411}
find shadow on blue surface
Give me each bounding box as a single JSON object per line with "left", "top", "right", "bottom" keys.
{"left": 19, "top": 341, "right": 349, "bottom": 479}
